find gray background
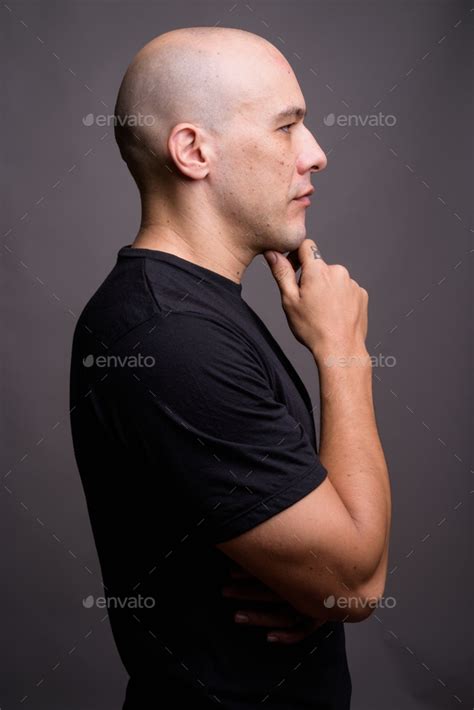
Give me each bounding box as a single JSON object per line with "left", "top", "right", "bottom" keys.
{"left": 1, "top": 0, "right": 472, "bottom": 708}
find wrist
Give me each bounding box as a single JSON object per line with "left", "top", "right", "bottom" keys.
{"left": 314, "top": 345, "right": 374, "bottom": 403}
{"left": 312, "top": 343, "right": 371, "bottom": 370}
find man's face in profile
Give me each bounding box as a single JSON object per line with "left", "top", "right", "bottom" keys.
{"left": 211, "top": 52, "right": 327, "bottom": 256}
{"left": 114, "top": 29, "right": 328, "bottom": 264}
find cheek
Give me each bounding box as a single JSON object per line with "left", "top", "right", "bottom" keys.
{"left": 216, "top": 139, "right": 292, "bottom": 208}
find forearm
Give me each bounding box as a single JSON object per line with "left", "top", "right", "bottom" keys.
{"left": 315, "top": 348, "right": 392, "bottom": 586}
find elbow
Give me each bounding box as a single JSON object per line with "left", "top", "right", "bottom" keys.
{"left": 344, "top": 577, "right": 387, "bottom": 623}
{"left": 293, "top": 550, "right": 390, "bottom": 623}
{"left": 342, "top": 594, "right": 379, "bottom": 623}
{"left": 316, "top": 592, "right": 376, "bottom": 623}
{"left": 342, "top": 544, "right": 389, "bottom": 622}
{"left": 315, "top": 578, "right": 387, "bottom": 624}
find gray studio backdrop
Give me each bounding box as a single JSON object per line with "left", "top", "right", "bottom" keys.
{"left": 2, "top": 1, "right": 472, "bottom": 708}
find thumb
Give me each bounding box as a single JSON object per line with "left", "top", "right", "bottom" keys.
{"left": 263, "top": 251, "right": 299, "bottom": 300}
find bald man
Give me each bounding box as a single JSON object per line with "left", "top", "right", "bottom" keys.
{"left": 70, "top": 26, "right": 391, "bottom": 710}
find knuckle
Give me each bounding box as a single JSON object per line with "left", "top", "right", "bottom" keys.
{"left": 332, "top": 264, "right": 350, "bottom": 279}
{"left": 273, "top": 267, "right": 288, "bottom": 283}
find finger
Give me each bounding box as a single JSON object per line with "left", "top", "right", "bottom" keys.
{"left": 234, "top": 609, "right": 302, "bottom": 628}
{"left": 284, "top": 240, "right": 323, "bottom": 274}
{"left": 222, "top": 583, "right": 281, "bottom": 602}
{"left": 263, "top": 250, "right": 300, "bottom": 301}
{"left": 295, "top": 239, "right": 328, "bottom": 291}
{"left": 298, "top": 239, "right": 327, "bottom": 273}
{"left": 298, "top": 238, "right": 326, "bottom": 267}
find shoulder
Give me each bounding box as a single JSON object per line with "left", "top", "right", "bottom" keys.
{"left": 142, "top": 311, "right": 263, "bottom": 369}
{"left": 107, "top": 311, "right": 271, "bottom": 401}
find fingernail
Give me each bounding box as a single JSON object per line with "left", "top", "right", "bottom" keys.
{"left": 267, "top": 634, "right": 279, "bottom": 642}
{"left": 264, "top": 251, "right": 277, "bottom": 265}
{"left": 234, "top": 613, "right": 249, "bottom": 623}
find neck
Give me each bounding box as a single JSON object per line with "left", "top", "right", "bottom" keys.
{"left": 132, "top": 196, "right": 254, "bottom": 286}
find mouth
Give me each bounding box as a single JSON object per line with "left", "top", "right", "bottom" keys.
{"left": 292, "top": 186, "right": 314, "bottom": 206}
{"left": 292, "top": 195, "right": 311, "bottom": 206}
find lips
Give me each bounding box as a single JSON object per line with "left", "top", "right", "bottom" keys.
{"left": 294, "top": 187, "right": 315, "bottom": 199}
{"left": 293, "top": 195, "right": 311, "bottom": 206}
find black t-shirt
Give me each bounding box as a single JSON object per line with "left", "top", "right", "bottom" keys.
{"left": 69, "top": 245, "right": 352, "bottom": 709}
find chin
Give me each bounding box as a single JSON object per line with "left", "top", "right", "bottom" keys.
{"left": 284, "top": 226, "right": 308, "bottom": 252}
{"left": 259, "top": 219, "right": 307, "bottom": 254}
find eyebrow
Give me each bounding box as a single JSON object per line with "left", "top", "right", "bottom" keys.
{"left": 274, "top": 105, "right": 307, "bottom": 123}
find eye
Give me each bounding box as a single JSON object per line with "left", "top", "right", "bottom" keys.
{"left": 279, "top": 123, "right": 295, "bottom": 133}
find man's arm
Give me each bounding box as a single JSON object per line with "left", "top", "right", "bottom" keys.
{"left": 217, "top": 355, "right": 391, "bottom": 623}
{"left": 317, "top": 353, "right": 391, "bottom": 595}
{"left": 216, "top": 239, "right": 391, "bottom": 623}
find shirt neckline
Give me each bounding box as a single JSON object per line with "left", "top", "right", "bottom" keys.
{"left": 118, "top": 245, "right": 243, "bottom": 297}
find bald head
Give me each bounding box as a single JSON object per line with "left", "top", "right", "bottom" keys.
{"left": 114, "top": 27, "right": 284, "bottom": 192}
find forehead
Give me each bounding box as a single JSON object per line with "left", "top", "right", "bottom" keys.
{"left": 222, "top": 45, "right": 305, "bottom": 124}
{"left": 238, "top": 81, "right": 306, "bottom": 125}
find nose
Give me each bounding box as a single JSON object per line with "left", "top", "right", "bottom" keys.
{"left": 311, "top": 142, "right": 327, "bottom": 172}
{"left": 297, "top": 127, "right": 328, "bottom": 174}
{"left": 308, "top": 138, "right": 327, "bottom": 173}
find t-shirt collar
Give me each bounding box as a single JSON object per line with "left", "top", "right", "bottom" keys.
{"left": 118, "top": 245, "right": 243, "bottom": 297}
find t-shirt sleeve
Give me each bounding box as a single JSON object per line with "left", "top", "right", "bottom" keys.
{"left": 118, "top": 313, "right": 328, "bottom": 545}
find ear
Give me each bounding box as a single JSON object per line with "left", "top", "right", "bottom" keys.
{"left": 167, "top": 123, "right": 211, "bottom": 179}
